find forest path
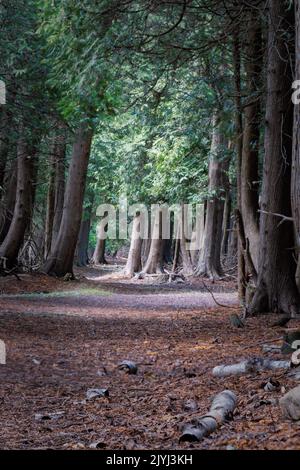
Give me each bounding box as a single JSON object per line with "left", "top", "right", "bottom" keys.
{"left": 0, "top": 265, "right": 238, "bottom": 316}
{"left": 0, "top": 267, "right": 298, "bottom": 450}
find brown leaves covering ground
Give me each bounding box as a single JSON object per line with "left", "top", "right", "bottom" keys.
{"left": 0, "top": 269, "right": 300, "bottom": 450}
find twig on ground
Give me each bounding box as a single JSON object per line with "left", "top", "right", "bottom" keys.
{"left": 201, "top": 279, "right": 240, "bottom": 309}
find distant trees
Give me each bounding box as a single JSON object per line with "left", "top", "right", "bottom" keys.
{"left": 1, "top": 0, "right": 300, "bottom": 320}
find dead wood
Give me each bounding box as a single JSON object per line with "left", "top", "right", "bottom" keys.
{"left": 180, "top": 390, "right": 237, "bottom": 442}
{"left": 212, "top": 357, "right": 290, "bottom": 377}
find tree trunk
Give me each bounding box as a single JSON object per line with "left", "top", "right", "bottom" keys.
{"left": 196, "top": 114, "right": 226, "bottom": 280}
{"left": 180, "top": 237, "right": 193, "bottom": 275}
{"left": 141, "top": 236, "right": 151, "bottom": 268}
{"left": 124, "top": 214, "right": 143, "bottom": 277}
{"left": 241, "top": 9, "right": 262, "bottom": 271}
{"left": 142, "top": 208, "right": 164, "bottom": 274}
{"left": 76, "top": 192, "right": 94, "bottom": 267}
{"left": 163, "top": 237, "right": 173, "bottom": 264}
{"left": 43, "top": 123, "right": 93, "bottom": 277}
{"left": 221, "top": 191, "right": 231, "bottom": 258}
{"left": 233, "top": 28, "right": 246, "bottom": 300}
{"left": 44, "top": 144, "right": 56, "bottom": 259}
{"left": 227, "top": 219, "right": 238, "bottom": 262}
{"left": 248, "top": 1, "right": 300, "bottom": 316}
{"left": 0, "top": 155, "right": 17, "bottom": 243}
{"left": 0, "top": 128, "right": 37, "bottom": 268}
{"left": 76, "top": 217, "right": 92, "bottom": 267}
{"left": 92, "top": 215, "right": 108, "bottom": 265}
{"left": 292, "top": 0, "right": 300, "bottom": 293}
{"left": 179, "top": 205, "right": 194, "bottom": 275}
{"left": 0, "top": 108, "right": 9, "bottom": 194}
{"left": 92, "top": 238, "right": 107, "bottom": 265}
{"left": 51, "top": 125, "right": 66, "bottom": 251}
{"left": 189, "top": 203, "right": 205, "bottom": 266}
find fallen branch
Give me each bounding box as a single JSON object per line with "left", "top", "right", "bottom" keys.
{"left": 179, "top": 390, "right": 237, "bottom": 442}
{"left": 212, "top": 357, "right": 290, "bottom": 377}
{"left": 201, "top": 280, "right": 240, "bottom": 310}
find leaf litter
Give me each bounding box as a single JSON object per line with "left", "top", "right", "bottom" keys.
{"left": 0, "top": 270, "right": 300, "bottom": 450}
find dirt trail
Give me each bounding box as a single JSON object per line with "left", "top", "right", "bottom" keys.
{"left": 0, "top": 266, "right": 238, "bottom": 315}
{"left": 0, "top": 291, "right": 238, "bottom": 314}
{"left": 0, "top": 268, "right": 299, "bottom": 450}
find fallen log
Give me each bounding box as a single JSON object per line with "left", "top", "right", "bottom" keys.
{"left": 180, "top": 390, "right": 237, "bottom": 442}
{"left": 212, "top": 357, "right": 290, "bottom": 377}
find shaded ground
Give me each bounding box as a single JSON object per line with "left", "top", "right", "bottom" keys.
{"left": 0, "top": 267, "right": 299, "bottom": 450}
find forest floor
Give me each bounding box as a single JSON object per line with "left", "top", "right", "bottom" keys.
{"left": 0, "top": 265, "right": 300, "bottom": 450}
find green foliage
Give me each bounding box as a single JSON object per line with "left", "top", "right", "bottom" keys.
{"left": 2, "top": 0, "right": 241, "bottom": 255}
{"left": 39, "top": 0, "right": 122, "bottom": 124}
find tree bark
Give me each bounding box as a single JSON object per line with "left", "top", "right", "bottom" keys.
{"left": 44, "top": 142, "right": 56, "bottom": 259}
{"left": 190, "top": 203, "right": 205, "bottom": 266}
{"left": 196, "top": 114, "right": 227, "bottom": 280}
{"left": 221, "top": 190, "right": 231, "bottom": 258}
{"left": 241, "top": 8, "right": 262, "bottom": 271}
{"left": 233, "top": 28, "right": 246, "bottom": 300}
{"left": 142, "top": 208, "right": 164, "bottom": 274}
{"left": 248, "top": 1, "right": 300, "bottom": 316}
{"left": 124, "top": 214, "right": 143, "bottom": 277}
{"left": 292, "top": 0, "right": 300, "bottom": 292}
{"left": 141, "top": 234, "right": 151, "bottom": 268}
{"left": 92, "top": 238, "right": 107, "bottom": 265}
{"left": 0, "top": 108, "right": 9, "bottom": 194}
{"left": 0, "top": 155, "right": 17, "bottom": 244}
{"left": 43, "top": 123, "right": 93, "bottom": 277}
{"left": 0, "top": 127, "right": 38, "bottom": 268}
{"left": 76, "top": 192, "right": 94, "bottom": 267}
{"left": 51, "top": 125, "right": 66, "bottom": 251}
{"left": 76, "top": 217, "right": 92, "bottom": 267}
{"left": 91, "top": 215, "right": 108, "bottom": 265}
{"left": 178, "top": 206, "right": 194, "bottom": 275}
{"left": 227, "top": 219, "right": 238, "bottom": 261}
